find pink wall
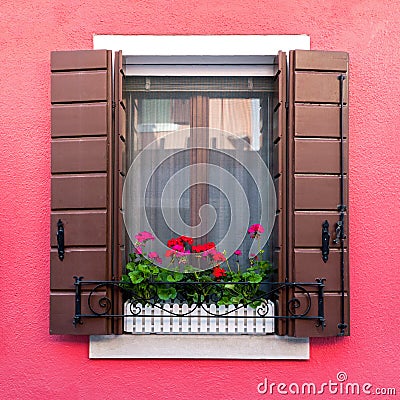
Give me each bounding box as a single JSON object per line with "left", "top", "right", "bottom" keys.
{"left": 1, "top": 1, "right": 399, "bottom": 398}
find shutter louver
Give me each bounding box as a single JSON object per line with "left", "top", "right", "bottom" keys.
{"left": 50, "top": 50, "right": 113, "bottom": 334}
{"left": 272, "top": 51, "right": 288, "bottom": 335}
{"left": 287, "top": 50, "right": 349, "bottom": 337}
{"left": 112, "top": 51, "right": 127, "bottom": 334}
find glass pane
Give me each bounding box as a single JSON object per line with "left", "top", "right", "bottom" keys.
{"left": 209, "top": 98, "right": 262, "bottom": 150}
{"left": 124, "top": 77, "right": 274, "bottom": 271}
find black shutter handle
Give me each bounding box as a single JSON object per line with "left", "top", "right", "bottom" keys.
{"left": 321, "top": 220, "right": 330, "bottom": 263}
{"left": 57, "top": 219, "right": 65, "bottom": 261}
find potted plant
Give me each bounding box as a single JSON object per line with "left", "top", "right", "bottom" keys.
{"left": 121, "top": 225, "right": 275, "bottom": 334}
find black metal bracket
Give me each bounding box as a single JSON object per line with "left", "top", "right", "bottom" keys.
{"left": 72, "top": 278, "right": 326, "bottom": 330}
{"left": 316, "top": 278, "right": 326, "bottom": 329}
{"left": 73, "top": 276, "right": 83, "bottom": 327}
{"left": 56, "top": 219, "right": 64, "bottom": 261}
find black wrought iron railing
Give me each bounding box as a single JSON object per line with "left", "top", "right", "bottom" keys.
{"left": 72, "top": 277, "right": 326, "bottom": 330}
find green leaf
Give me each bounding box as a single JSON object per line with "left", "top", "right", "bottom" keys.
{"left": 183, "top": 265, "right": 197, "bottom": 273}
{"left": 128, "top": 271, "right": 144, "bottom": 284}
{"left": 174, "top": 272, "right": 184, "bottom": 281}
{"left": 231, "top": 296, "right": 244, "bottom": 303}
{"left": 217, "top": 297, "right": 230, "bottom": 306}
{"left": 166, "top": 275, "right": 175, "bottom": 282}
{"left": 157, "top": 271, "right": 169, "bottom": 282}
{"left": 192, "top": 293, "right": 205, "bottom": 304}
{"left": 157, "top": 287, "right": 177, "bottom": 300}
{"left": 166, "top": 273, "right": 183, "bottom": 282}
{"left": 248, "top": 274, "right": 263, "bottom": 283}
{"left": 125, "top": 262, "right": 137, "bottom": 272}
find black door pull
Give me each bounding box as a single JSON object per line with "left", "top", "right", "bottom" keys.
{"left": 322, "top": 220, "right": 330, "bottom": 263}
{"left": 57, "top": 219, "right": 64, "bottom": 261}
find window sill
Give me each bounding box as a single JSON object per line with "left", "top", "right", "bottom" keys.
{"left": 89, "top": 334, "right": 309, "bottom": 359}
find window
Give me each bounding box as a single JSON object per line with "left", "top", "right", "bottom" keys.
{"left": 123, "top": 76, "right": 274, "bottom": 267}
{"left": 50, "top": 37, "right": 349, "bottom": 358}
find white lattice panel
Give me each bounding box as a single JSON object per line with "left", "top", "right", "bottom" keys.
{"left": 124, "top": 301, "right": 274, "bottom": 334}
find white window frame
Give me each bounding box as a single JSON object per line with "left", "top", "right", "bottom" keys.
{"left": 90, "top": 35, "right": 310, "bottom": 360}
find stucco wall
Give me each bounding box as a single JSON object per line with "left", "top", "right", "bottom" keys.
{"left": 1, "top": 0, "right": 399, "bottom": 398}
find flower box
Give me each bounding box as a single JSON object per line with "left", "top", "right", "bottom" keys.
{"left": 124, "top": 300, "right": 274, "bottom": 334}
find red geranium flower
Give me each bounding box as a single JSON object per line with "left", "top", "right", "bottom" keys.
{"left": 191, "top": 244, "right": 202, "bottom": 253}
{"left": 212, "top": 266, "right": 227, "bottom": 279}
{"left": 212, "top": 251, "right": 226, "bottom": 262}
{"left": 192, "top": 242, "right": 216, "bottom": 253}
{"left": 165, "top": 249, "right": 175, "bottom": 257}
{"left": 167, "top": 237, "right": 183, "bottom": 248}
{"left": 179, "top": 236, "right": 193, "bottom": 245}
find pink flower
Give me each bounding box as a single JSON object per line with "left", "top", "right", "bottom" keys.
{"left": 135, "top": 231, "right": 155, "bottom": 242}
{"left": 172, "top": 244, "right": 184, "bottom": 252}
{"left": 165, "top": 249, "right": 175, "bottom": 258}
{"left": 212, "top": 251, "right": 226, "bottom": 262}
{"left": 148, "top": 251, "right": 162, "bottom": 264}
{"left": 234, "top": 250, "right": 242, "bottom": 256}
{"left": 134, "top": 246, "right": 143, "bottom": 255}
{"left": 248, "top": 224, "right": 264, "bottom": 238}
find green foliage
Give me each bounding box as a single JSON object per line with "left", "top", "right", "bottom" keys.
{"left": 121, "top": 249, "right": 274, "bottom": 308}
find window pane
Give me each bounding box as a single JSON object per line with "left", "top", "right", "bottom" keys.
{"left": 124, "top": 77, "right": 274, "bottom": 271}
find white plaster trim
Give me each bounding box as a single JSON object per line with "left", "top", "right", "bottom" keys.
{"left": 89, "top": 335, "right": 309, "bottom": 359}
{"left": 93, "top": 35, "right": 310, "bottom": 55}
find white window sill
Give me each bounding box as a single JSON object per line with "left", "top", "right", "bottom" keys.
{"left": 89, "top": 335, "right": 309, "bottom": 359}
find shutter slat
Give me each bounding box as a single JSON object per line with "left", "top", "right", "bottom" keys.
{"left": 51, "top": 104, "right": 108, "bottom": 137}
{"left": 294, "top": 212, "right": 347, "bottom": 248}
{"left": 295, "top": 139, "right": 347, "bottom": 173}
{"left": 294, "top": 176, "right": 346, "bottom": 210}
{"left": 51, "top": 174, "right": 107, "bottom": 209}
{"left": 50, "top": 293, "right": 108, "bottom": 335}
{"left": 51, "top": 50, "right": 109, "bottom": 71}
{"left": 294, "top": 50, "right": 348, "bottom": 72}
{"left": 287, "top": 50, "right": 350, "bottom": 337}
{"left": 295, "top": 105, "right": 348, "bottom": 138}
{"left": 293, "top": 293, "right": 349, "bottom": 337}
{"left": 293, "top": 250, "right": 349, "bottom": 292}
{"left": 50, "top": 49, "right": 113, "bottom": 335}
{"left": 51, "top": 71, "right": 108, "bottom": 103}
{"left": 51, "top": 138, "right": 107, "bottom": 173}
{"left": 50, "top": 211, "right": 107, "bottom": 246}
{"left": 294, "top": 72, "right": 348, "bottom": 104}
{"left": 50, "top": 249, "right": 107, "bottom": 290}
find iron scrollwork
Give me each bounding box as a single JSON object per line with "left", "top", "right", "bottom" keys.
{"left": 72, "top": 278, "right": 326, "bottom": 328}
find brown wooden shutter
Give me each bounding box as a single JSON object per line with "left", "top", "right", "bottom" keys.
{"left": 287, "top": 50, "right": 349, "bottom": 337}
{"left": 272, "top": 51, "right": 288, "bottom": 335}
{"left": 112, "top": 51, "right": 127, "bottom": 334}
{"left": 50, "top": 50, "right": 114, "bottom": 334}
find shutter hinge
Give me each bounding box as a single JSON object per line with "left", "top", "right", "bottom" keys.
{"left": 112, "top": 101, "right": 116, "bottom": 110}
{"left": 285, "top": 101, "right": 289, "bottom": 109}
